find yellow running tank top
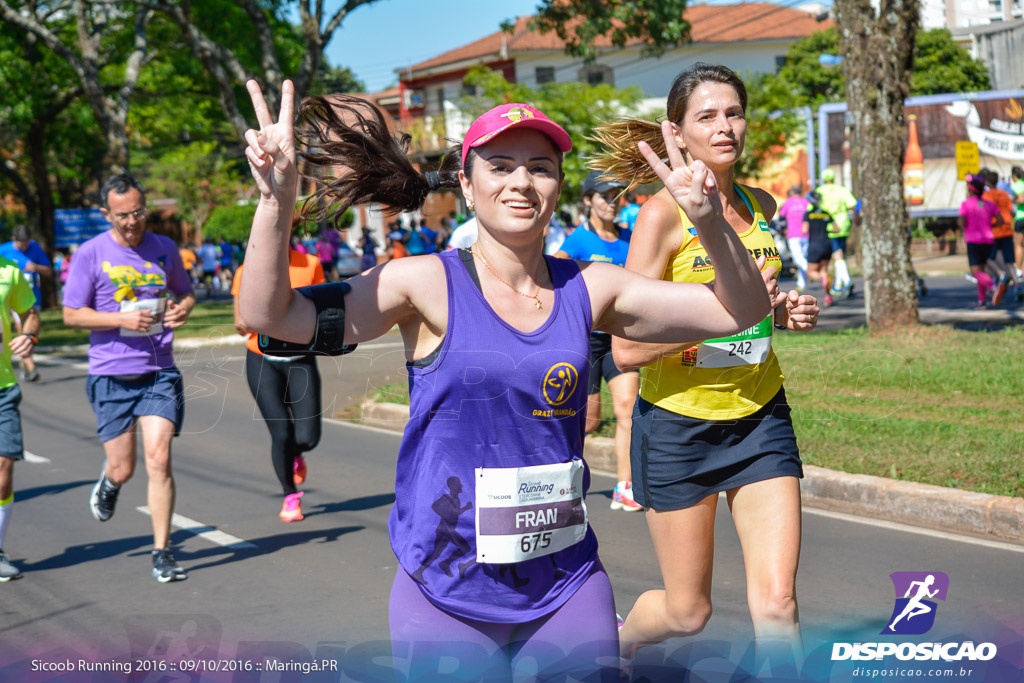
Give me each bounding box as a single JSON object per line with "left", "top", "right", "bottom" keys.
{"left": 638, "top": 184, "right": 785, "bottom": 420}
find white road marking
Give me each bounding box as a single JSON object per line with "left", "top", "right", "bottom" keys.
{"left": 137, "top": 506, "right": 257, "bottom": 550}
{"left": 23, "top": 451, "right": 50, "bottom": 463}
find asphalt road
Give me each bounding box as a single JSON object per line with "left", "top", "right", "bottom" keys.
{"left": 781, "top": 272, "right": 1024, "bottom": 331}
{"left": 1, "top": 287, "right": 1022, "bottom": 682}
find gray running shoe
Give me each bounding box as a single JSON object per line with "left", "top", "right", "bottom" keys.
{"left": 0, "top": 549, "right": 22, "bottom": 581}
{"left": 89, "top": 466, "right": 120, "bottom": 522}
{"left": 152, "top": 548, "right": 188, "bottom": 583}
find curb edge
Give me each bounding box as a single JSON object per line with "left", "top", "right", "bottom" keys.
{"left": 357, "top": 401, "right": 1023, "bottom": 546}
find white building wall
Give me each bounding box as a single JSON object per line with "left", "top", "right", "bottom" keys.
{"left": 920, "top": 0, "right": 951, "bottom": 28}
{"left": 949, "top": 0, "right": 1022, "bottom": 26}
{"left": 512, "top": 42, "right": 792, "bottom": 98}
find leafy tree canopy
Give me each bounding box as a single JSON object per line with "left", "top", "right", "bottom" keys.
{"left": 911, "top": 28, "right": 990, "bottom": 94}
{"left": 528, "top": 0, "right": 691, "bottom": 62}
{"left": 762, "top": 26, "right": 990, "bottom": 110}
{"left": 204, "top": 203, "right": 257, "bottom": 244}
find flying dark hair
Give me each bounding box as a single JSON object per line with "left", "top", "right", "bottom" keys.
{"left": 100, "top": 173, "right": 146, "bottom": 208}
{"left": 589, "top": 63, "right": 748, "bottom": 189}
{"left": 297, "top": 95, "right": 463, "bottom": 223}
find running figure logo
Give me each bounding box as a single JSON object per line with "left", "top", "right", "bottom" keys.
{"left": 882, "top": 571, "right": 949, "bottom": 635}
{"left": 411, "top": 476, "right": 474, "bottom": 585}
{"left": 542, "top": 363, "right": 578, "bottom": 406}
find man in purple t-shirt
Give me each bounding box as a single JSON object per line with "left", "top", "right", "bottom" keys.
{"left": 62, "top": 173, "right": 195, "bottom": 583}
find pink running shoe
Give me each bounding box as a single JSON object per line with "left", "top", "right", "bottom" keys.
{"left": 610, "top": 482, "right": 643, "bottom": 512}
{"left": 293, "top": 455, "right": 307, "bottom": 485}
{"left": 280, "top": 492, "right": 304, "bottom": 522}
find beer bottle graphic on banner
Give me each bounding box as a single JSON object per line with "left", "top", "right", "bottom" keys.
{"left": 903, "top": 114, "right": 924, "bottom": 205}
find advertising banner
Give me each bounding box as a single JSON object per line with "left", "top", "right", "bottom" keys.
{"left": 819, "top": 89, "right": 1024, "bottom": 218}
{"left": 54, "top": 208, "right": 111, "bottom": 248}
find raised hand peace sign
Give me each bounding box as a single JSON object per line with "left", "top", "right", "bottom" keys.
{"left": 244, "top": 79, "right": 297, "bottom": 204}
{"left": 637, "top": 120, "right": 723, "bottom": 227}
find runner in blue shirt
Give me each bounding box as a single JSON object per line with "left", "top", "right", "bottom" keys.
{"left": 556, "top": 171, "right": 642, "bottom": 512}
{"left": 615, "top": 191, "right": 642, "bottom": 231}
{"left": 0, "top": 226, "right": 51, "bottom": 381}
{"left": 0, "top": 226, "right": 52, "bottom": 306}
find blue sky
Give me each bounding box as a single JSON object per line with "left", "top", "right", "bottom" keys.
{"left": 325, "top": 0, "right": 541, "bottom": 93}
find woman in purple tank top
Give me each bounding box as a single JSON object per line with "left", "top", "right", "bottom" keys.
{"left": 238, "top": 79, "right": 777, "bottom": 681}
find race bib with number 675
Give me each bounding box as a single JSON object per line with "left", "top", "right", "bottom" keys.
{"left": 474, "top": 460, "right": 588, "bottom": 565}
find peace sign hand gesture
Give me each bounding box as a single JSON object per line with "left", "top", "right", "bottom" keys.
{"left": 244, "top": 79, "right": 297, "bottom": 206}
{"left": 637, "top": 121, "right": 723, "bottom": 228}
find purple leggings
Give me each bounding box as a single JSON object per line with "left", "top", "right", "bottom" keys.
{"left": 389, "top": 565, "right": 620, "bottom": 682}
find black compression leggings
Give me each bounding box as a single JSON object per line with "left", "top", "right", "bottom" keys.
{"left": 244, "top": 350, "right": 322, "bottom": 495}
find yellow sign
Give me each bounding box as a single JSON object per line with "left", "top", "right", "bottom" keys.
{"left": 955, "top": 141, "right": 980, "bottom": 180}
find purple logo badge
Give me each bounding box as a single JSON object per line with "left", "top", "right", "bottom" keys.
{"left": 881, "top": 571, "right": 949, "bottom": 635}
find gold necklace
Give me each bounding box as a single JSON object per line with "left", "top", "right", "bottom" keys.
{"left": 471, "top": 245, "right": 543, "bottom": 309}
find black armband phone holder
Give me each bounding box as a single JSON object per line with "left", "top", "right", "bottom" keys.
{"left": 257, "top": 281, "right": 358, "bottom": 357}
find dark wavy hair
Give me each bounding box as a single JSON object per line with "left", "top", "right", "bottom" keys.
{"left": 296, "top": 95, "right": 464, "bottom": 223}
{"left": 589, "top": 63, "right": 748, "bottom": 189}
{"left": 296, "top": 95, "right": 565, "bottom": 223}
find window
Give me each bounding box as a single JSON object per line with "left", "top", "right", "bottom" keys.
{"left": 461, "top": 82, "right": 477, "bottom": 97}
{"left": 535, "top": 66, "right": 555, "bottom": 85}
{"left": 775, "top": 55, "right": 787, "bottom": 71}
{"left": 577, "top": 64, "right": 614, "bottom": 86}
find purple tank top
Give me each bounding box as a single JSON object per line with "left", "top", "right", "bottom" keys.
{"left": 387, "top": 249, "right": 598, "bottom": 623}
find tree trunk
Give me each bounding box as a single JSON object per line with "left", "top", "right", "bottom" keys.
{"left": 26, "top": 121, "right": 55, "bottom": 251}
{"left": 834, "top": 0, "right": 921, "bottom": 329}
{"left": 0, "top": 162, "right": 37, "bottom": 229}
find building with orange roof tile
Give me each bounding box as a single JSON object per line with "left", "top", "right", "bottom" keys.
{"left": 396, "top": 3, "right": 832, "bottom": 145}
{"left": 339, "top": 3, "right": 832, "bottom": 246}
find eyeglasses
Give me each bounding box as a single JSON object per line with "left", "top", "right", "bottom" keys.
{"left": 113, "top": 208, "right": 148, "bottom": 222}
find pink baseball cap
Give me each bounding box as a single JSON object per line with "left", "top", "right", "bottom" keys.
{"left": 461, "top": 103, "right": 572, "bottom": 167}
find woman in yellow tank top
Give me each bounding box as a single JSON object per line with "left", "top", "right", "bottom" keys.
{"left": 593, "top": 63, "right": 821, "bottom": 671}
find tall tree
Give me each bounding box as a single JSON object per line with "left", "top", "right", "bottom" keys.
{"left": 0, "top": 0, "right": 153, "bottom": 173}
{"left": 0, "top": 16, "right": 98, "bottom": 248}
{"left": 833, "top": 0, "right": 921, "bottom": 329}
{"left": 752, "top": 23, "right": 990, "bottom": 328}
{"left": 139, "top": 0, "right": 375, "bottom": 140}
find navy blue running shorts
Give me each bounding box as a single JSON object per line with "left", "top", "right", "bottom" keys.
{"left": 630, "top": 388, "right": 803, "bottom": 511}
{"left": 588, "top": 332, "right": 634, "bottom": 395}
{"left": 966, "top": 242, "right": 992, "bottom": 267}
{"left": 86, "top": 369, "right": 184, "bottom": 442}
{"left": 0, "top": 384, "right": 24, "bottom": 460}
{"left": 990, "top": 236, "right": 1014, "bottom": 264}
